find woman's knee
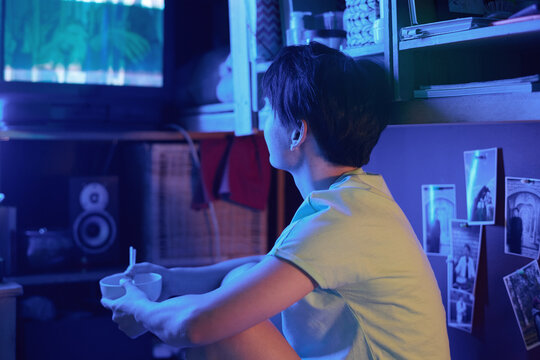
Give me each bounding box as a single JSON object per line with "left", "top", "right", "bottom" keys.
{"left": 182, "top": 320, "right": 299, "bottom": 360}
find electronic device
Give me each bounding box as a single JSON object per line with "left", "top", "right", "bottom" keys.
{"left": 0, "top": 0, "right": 177, "bottom": 126}
{"left": 70, "top": 176, "right": 119, "bottom": 266}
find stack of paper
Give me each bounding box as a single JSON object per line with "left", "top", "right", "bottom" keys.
{"left": 400, "top": 17, "right": 492, "bottom": 40}
{"left": 414, "top": 74, "right": 540, "bottom": 98}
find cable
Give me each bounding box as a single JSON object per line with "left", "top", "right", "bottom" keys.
{"left": 167, "top": 124, "right": 221, "bottom": 262}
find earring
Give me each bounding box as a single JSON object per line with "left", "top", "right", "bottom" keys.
{"left": 290, "top": 129, "right": 300, "bottom": 151}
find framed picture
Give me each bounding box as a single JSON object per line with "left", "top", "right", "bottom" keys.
{"left": 464, "top": 148, "right": 497, "bottom": 225}
{"left": 449, "top": 219, "right": 482, "bottom": 294}
{"left": 448, "top": 288, "right": 474, "bottom": 332}
{"left": 505, "top": 177, "right": 540, "bottom": 259}
{"left": 421, "top": 184, "right": 456, "bottom": 256}
{"left": 504, "top": 261, "right": 540, "bottom": 350}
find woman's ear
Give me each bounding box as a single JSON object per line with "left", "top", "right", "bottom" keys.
{"left": 290, "top": 120, "right": 308, "bottom": 151}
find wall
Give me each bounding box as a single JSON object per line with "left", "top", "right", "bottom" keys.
{"left": 365, "top": 121, "right": 540, "bottom": 360}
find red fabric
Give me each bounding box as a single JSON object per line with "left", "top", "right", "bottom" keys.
{"left": 195, "top": 135, "right": 271, "bottom": 211}
{"left": 192, "top": 137, "right": 230, "bottom": 209}
{"left": 227, "top": 135, "right": 271, "bottom": 211}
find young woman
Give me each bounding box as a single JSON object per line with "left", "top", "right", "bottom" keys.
{"left": 102, "top": 42, "right": 450, "bottom": 359}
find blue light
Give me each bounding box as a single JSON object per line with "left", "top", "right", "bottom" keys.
{"left": 466, "top": 151, "right": 480, "bottom": 219}
{"left": 429, "top": 185, "right": 435, "bottom": 223}
{"left": 0, "top": 99, "right": 6, "bottom": 129}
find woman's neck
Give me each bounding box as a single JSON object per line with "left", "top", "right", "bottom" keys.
{"left": 291, "top": 157, "right": 357, "bottom": 199}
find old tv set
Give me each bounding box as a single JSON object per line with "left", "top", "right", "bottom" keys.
{"left": 0, "top": 0, "right": 176, "bottom": 126}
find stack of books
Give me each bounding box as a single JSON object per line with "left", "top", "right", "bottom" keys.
{"left": 414, "top": 74, "right": 540, "bottom": 98}
{"left": 400, "top": 17, "right": 492, "bottom": 40}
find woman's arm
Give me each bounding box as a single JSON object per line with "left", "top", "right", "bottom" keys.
{"left": 103, "top": 255, "right": 316, "bottom": 348}
{"left": 126, "top": 255, "right": 265, "bottom": 299}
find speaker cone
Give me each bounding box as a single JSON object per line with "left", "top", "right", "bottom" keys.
{"left": 73, "top": 211, "right": 117, "bottom": 254}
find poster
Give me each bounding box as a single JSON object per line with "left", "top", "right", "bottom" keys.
{"left": 421, "top": 184, "right": 456, "bottom": 256}
{"left": 449, "top": 219, "right": 482, "bottom": 293}
{"left": 503, "top": 261, "right": 540, "bottom": 350}
{"left": 447, "top": 219, "right": 482, "bottom": 332}
{"left": 505, "top": 177, "right": 540, "bottom": 259}
{"left": 464, "top": 148, "right": 497, "bottom": 225}
{"left": 448, "top": 289, "right": 474, "bottom": 332}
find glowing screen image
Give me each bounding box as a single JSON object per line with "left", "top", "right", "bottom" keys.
{"left": 4, "top": 0, "right": 164, "bottom": 87}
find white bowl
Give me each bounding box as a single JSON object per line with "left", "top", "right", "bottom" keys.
{"left": 100, "top": 272, "right": 162, "bottom": 301}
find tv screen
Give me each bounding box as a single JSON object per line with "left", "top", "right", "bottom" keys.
{"left": 4, "top": 0, "right": 164, "bottom": 88}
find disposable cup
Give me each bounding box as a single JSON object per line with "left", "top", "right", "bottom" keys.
{"left": 100, "top": 272, "right": 162, "bottom": 338}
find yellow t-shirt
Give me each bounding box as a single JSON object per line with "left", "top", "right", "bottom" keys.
{"left": 268, "top": 169, "right": 450, "bottom": 359}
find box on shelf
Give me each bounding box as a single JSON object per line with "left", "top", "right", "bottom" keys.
{"left": 134, "top": 143, "right": 267, "bottom": 267}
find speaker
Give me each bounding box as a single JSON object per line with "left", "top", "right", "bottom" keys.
{"left": 70, "top": 177, "right": 119, "bottom": 265}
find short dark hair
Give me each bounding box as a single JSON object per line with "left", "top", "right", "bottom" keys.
{"left": 261, "top": 42, "right": 391, "bottom": 167}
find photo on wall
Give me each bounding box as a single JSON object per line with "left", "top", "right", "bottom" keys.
{"left": 448, "top": 288, "right": 474, "bottom": 332}
{"left": 503, "top": 260, "right": 540, "bottom": 350}
{"left": 449, "top": 219, "right": 482, "bottom": 295}
{"left": 421, "top": 184, "right": 456, "bottom": 256}
{"left": 505, "top": 177, "right": 540, "bottom": 259}
{"left": 464, "top": 148, "right": 497, "bottom": 225}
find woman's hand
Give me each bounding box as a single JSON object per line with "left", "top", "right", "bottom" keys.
{"left": 102, "top": 256, "right": 314, "bottom": 349}
{"left": 101, "top": 279, "right": 154, "bottom": 338}
{"left": 124, "top": 262, "right": 173, "bottom": 300}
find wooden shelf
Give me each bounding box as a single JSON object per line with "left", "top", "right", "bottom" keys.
{"left": 0, "top": 103, "right": 239, "bottom": 140}
{"left": 0, "top": 125, "right": 232, "bottom": 141}
{"left": 391, "top": 92, "right": 540, "bottom": 124}
{"left": 343, "top": 43, "right": 384, "bottom": 58}
{"left": 179, "top": 102, "right": 237, "bottom": 133}
{"left": 0, "top": 128, "right": 182, "bottom": 141}
{"left": 399, "top": 19, "right": 540, "bottom": 50}
{"left": 5, "top": 268, "right": 123, "bottom": 286}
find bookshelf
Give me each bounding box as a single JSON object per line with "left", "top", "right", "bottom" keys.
{"left": 392, "top": 92, "right": 540, "bottom": 124}
{"left": 272, "top": 1, "right": 540, "bottom": 123}
{"left": 391, "top": 0, "right": 540, "bottom": 122}
{"left": 399, "top": 19, "right": 540, "bottom": 50}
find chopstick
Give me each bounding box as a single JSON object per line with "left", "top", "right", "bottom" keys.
{"left": 129, "top": 246, "right": 136, "bottom": 268}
